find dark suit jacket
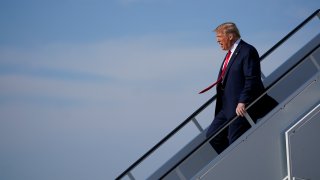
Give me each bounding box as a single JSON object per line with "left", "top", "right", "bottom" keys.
{"left": 215, "top": 40, "right": 277, "bottom": 121}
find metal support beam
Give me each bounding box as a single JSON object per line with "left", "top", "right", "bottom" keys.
{"left": 310, "top": 55, "right": 320, "bottom": 70}
{"left": 192, "top": 117, "right": 204, "bottom": 132}
{"left": 128, "top": 172, "right": 135, "bottom": 180}
{"left": 244, "top": 112, "right": 255, "bottom": 126}
{"left": 175, "top": 167, "right": 187, "bottom": 180}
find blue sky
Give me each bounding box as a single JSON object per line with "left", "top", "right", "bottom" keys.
{"left": 0, "top": 0, "right": 319, "bottom": 179}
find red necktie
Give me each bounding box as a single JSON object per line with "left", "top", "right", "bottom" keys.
{"left": 199, "top": 50, "right": 231, "bottom": 94}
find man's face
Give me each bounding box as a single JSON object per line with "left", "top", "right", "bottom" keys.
{"left": 216, "top": 32, "right": 232, "bottom": 51}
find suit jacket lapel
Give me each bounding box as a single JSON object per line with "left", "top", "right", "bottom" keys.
{"left": 223, "top": 40, "right": 243, "bottom": 83}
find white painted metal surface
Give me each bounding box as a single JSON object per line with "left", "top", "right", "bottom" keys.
{"left": 285, "top": 104, "right": 320, "bottom": 180}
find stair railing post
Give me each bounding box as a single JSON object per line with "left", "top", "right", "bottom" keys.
{"left": 192, "top": 117, "right": 204, "bottom": 132}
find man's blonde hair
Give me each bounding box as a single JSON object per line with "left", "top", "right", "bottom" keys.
{"left": 214, "top": 22, "right": 241, "bottom": 38}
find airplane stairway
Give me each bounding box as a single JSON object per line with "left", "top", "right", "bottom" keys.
{"left": 116, "top": 9, "right": 320, "bottom": 180}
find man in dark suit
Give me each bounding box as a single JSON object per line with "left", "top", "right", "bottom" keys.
{"left": 200, "top": 22, "right": 277, "bottom": 154}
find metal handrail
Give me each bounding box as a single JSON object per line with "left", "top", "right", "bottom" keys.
{"left": 116, "top": 9, "right": 320, "bottom": 180}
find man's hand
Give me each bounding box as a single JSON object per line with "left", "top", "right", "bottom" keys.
{"left": 236, "top": 103, "right": 246, "bottom": 117}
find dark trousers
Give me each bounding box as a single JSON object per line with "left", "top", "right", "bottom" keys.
{"left": 206, "top": 110, "right": 251, "bottom": 154}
